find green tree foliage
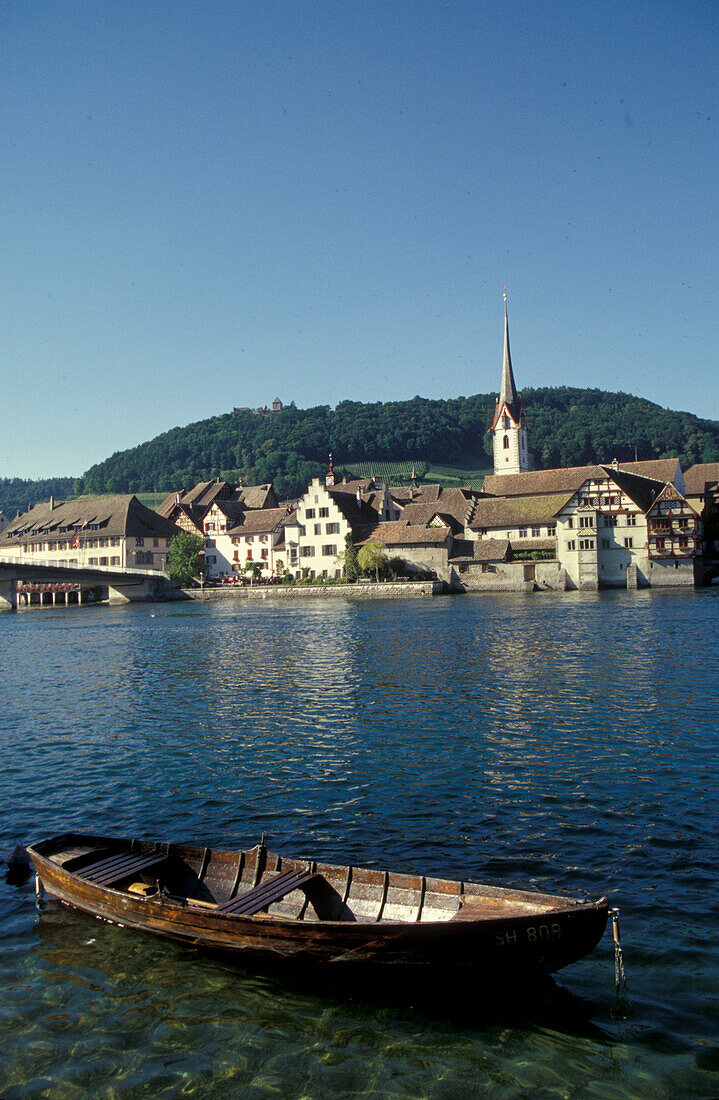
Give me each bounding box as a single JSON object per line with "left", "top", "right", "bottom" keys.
{"left": 4, "top": 389, "right": 719, "bottom": 515}
{"left": 357, "top": 542, "right": 389, "bottom": 582}
{"left": 167, "top": 532, "right": 205, "bottom": 587}
{"left": 341, "top": 532, "right": 360, "bottom": 582}
{"left": 0, "top": 477, "right": 75, "bottom": 518}
{"left": 244, "top": 560, "right": 263, "bottom": 584}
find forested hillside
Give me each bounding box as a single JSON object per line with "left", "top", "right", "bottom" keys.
{"left": 3, "top": 388, "right": 719, "bottom": 514}
{"left": 0, "top": 478, "right": 77, "bottom": 522}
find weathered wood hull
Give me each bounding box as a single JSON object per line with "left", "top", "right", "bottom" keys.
{"left": 28, "top": 833, "right": 609, "bottom": 975}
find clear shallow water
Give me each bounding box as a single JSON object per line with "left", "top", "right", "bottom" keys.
{"left": 1, "top": 590, "right": 718, "bottom": 1098}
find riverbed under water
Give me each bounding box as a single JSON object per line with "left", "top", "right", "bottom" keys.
{"left": 1, "top": 589, "right": 718, "bottom": 1097}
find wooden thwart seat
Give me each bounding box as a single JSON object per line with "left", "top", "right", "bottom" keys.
{"left": 216, "top": 867, "right": 317, "bottom": 916}
{"left": 77, "top": 851, "right": 166, "bottom": 888}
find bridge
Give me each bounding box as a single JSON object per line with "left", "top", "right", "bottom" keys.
{"left": 0, "top": 557, "right": 171, "bottom": 611}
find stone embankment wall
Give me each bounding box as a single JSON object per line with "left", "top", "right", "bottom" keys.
{"left": 178, "top": 580, "right": 445, "bottom": 602}
{"left": 457, "top": 560, "right": 567, "bottom": 593}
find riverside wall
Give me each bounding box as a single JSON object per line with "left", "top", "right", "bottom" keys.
{"left": 178, "top": 580, "right": 446, "bottom": 602}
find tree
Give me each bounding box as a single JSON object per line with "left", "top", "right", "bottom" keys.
{"left": 340, "top": 531, "right": 360, "bottom": 582}
{"left": 167, "top": 532, "right": 205, "bottom": 587}
{"left": 244, "top": 560, "right": 263, "bottom": 585}
{"left": 357, "top": 541, "right": 389, "bottom": 582}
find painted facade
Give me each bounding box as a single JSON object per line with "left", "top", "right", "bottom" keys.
{"left": 0, "top": 495, "right": 179, "bottom": 572}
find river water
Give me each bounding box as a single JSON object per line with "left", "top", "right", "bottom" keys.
{"left": 1, "top": 590, "right": 718, "bottom": 1098}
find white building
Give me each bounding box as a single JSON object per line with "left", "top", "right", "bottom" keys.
{"left": 203, "top": 502, "right": 288, "bottom": 580}
{"left": 285, "top": 470, "right": 395, "bottom": 579}
{"left": 0, "top": 495, "right": 179, "bottom": 571}
{"left": 555, "top": 465, "right": 700, "bottom": 589}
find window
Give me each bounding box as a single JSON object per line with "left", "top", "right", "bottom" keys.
{"left": 322, "top": 544, "right": 337, "bottom": 556}
{"left": 518, "top": 528, "right": 527, "bottom": 538}
{"left": 246, "top": 536, "right": 254, "bottom": 543}
{"left": 601, "top": 539, "right": 610, "bottom": 549}
{"left": 111, "top": 556, "right": 120, "bottom": 566}
{"left": 579, "top": 515, "right": 593, "bottom": 528}
{"left": 260, "top": 535, "right": 268, "bottom": 543}
{"left": 567, "top": 540, "right": 576, "bottom": 550}
{"left": 261, "top": 549, "right": 268, "bottom": 559}
{"left": 604, "top": 515, "right": 617, "bottom": 527}
{"left": 136, "top": 537, "right": 144, "bottom": 546}
{"left": 579, "top": 539, "right": 595, "bottom": 550}
{"left": 627, "top": 514, "right": 636, "bottom": 526}
{"left": 566, "top": 517, "right": 574, "bottom": 529}
{"left": 246, "top": 549, "right": 252, "bottom": 560}
{"left": 300, "top": 546, "right": 315, "bottom": 558}
{"left": 547, "top": 525, "right": 556, "bottom": 536}
{"left": 531, "top": 527, "right": 540, "bottom": 537}
{"left": 305, "top": 508, "right": 315, "bottom": 519}
{"left": 655, "top": 538, "right": 666, "bottom": 550}
{"left": 503, "top": 435, "right": 509, "bottom": 449}
{"left": 678, "top": 537, "right": 689, "bottom": 549}
{"left": 319, "top": 507, "right": 329, "bottom": 518}
{"left": 314, "top": 524, "right": 321, "bottom": 535}
{"left": 624, "top": 537, "right": 633, "bottom": 548}
{"left": 503, "top": 415, "right": 510, "bottom": 429}
{"left": 298, "top": 525, "right": 306, "bottom": 537}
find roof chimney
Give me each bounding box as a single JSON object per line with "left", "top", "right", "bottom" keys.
{"left": 49, "top": 495, "right": 54, "bottom": 510}
{"left": 356, "top": 487, "right": 362, "bottom": 507}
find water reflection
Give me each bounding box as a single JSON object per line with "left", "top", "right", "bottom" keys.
{"left": 1, "top": 592, "right": 718, "bottom": 1096}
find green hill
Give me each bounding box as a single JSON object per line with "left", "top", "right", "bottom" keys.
{"left": 3, "top": 388, "right": 719, "bottom": 515}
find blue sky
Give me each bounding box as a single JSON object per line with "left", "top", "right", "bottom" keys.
{"left": 2, "top": 1, "right": 717, "bottom": 478}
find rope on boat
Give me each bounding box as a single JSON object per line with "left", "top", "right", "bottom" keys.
{"left": 609, "top": 907, "right": 627, "bottom": 992}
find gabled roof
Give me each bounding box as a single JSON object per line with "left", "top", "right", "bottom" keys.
{"left": 482, "top": 457, "right": 683, "bottom": 498}
{"left": 1, "top": 495, "right": 180, "bottom": 545}
{"left": 225, "top": 507, "right": 288, "bottom": 535}
{"left": 400, "top": 487, "right": 475, "bottom": 528}
{"left": 468, "top": 492, "right": 571, "bottom": 529}
{"left": 647, "top": 483, "right": 698, "bottom": 515}
{"left": 683, "top": 462, "right": 719, "bottom": 496}
{"left": 451, "top": 538, "right": 511, "bottom": 563}
{"left": 158, "top": 480, "right": 277, "bottom": 521}
{"left": 353, "top": 520, "right": 451, "bottom": 547}
{"left": 596, "top": 466, "right": 665, "bottom": 514}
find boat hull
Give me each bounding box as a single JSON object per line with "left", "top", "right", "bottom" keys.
{"left": 29, "top": 836, "right": 609, "bottom": 975}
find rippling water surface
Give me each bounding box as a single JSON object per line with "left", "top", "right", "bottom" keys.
{"left": 1, "top": 590, "right": 718, "bottom": 1097}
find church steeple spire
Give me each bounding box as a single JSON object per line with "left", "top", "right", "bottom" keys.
{"left": 489, "top": 289, "right": 529, "bottom": 475}
{"left": 499, "top": 290, "right": 520, "bottom": 416}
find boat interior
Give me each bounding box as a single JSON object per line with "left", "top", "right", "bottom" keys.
{"left": 36, "top": 834, "right": 573, "bottom": 924}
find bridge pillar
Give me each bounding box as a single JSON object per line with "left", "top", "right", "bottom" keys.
{"left": 108, "top": 577, "right": 159, "bottom": 604}
{"left": 0, "top": 578, "right": 17, "bottom": 612}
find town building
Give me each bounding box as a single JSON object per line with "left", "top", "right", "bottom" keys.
{"left": 285, "top": 470, "right": 396, "bottom": 579}
{"left": 0, "top": 495, "right": 180, "bottom": 571}
{"left": 554, "top": 465, "right": 700, "bottom": 589}
{"left": 203, "top": 503, "right": 289, "bottom": 579}
{"left": 157, "top": 480, "right": 278, "bottom": 537}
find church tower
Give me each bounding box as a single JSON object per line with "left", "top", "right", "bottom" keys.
{"left": 490, "top": 291, "right": 529, "bottom": 475}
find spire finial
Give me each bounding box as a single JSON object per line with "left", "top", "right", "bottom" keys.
{"left": 503, "top": 285, "right": 508, "bottom": 316}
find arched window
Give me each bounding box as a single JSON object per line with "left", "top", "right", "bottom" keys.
{"left": 503, "top": 435, "right": 509, "bottom": 450}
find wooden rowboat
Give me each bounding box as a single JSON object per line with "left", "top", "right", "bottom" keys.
{"left": 27, "top": 833, "right": 609, "bottom": 974}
